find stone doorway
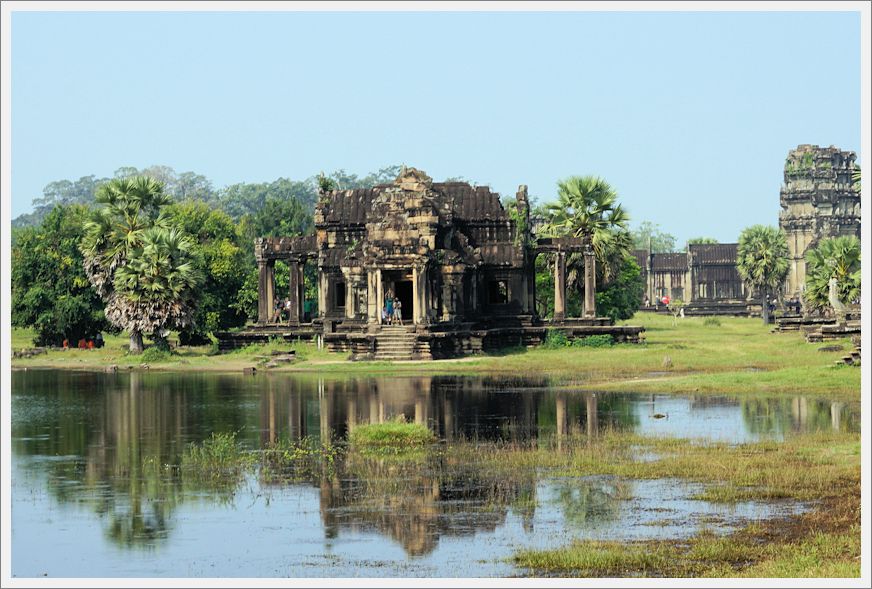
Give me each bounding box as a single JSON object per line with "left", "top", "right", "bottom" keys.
{"left": 384, "top": 271, "right": 415, "bottom": 323}
{"left": 394, "top": 280, "right": 413, "bottom": 322}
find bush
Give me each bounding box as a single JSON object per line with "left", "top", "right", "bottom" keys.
{"left": 703, "top": 317, "right": 722, "bottom": 327}
{"left": 349, "top": 416, "right": 436, "bottom": 454}
{"left": 140, "top": 347, "right": 172, "bottom": 363}
{"left": 572, "top": 334, "right": 614, "bottom": 348}
{"left": 543, "top": 329, "right": 570, "bottom": 349}
{"left": 181, "top": 432, "right": 255, "bottom": 488}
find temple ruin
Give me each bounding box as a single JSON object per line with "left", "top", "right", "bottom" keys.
{"left": 632, "top": 243, "right": 752, "bottom": 316}
{"left": 231, "top": 167, "right": 642, "bottom": 358}
{"left": 779, "top": 144, "right": 861, "bottom": 298}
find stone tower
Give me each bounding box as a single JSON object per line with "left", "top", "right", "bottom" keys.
{"left": 778, "top": 144, "right": 860, "bottom": 298}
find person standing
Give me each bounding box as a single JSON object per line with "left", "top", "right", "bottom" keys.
{"left": 394, "top": 298, "right": 403, "bottom": 325}
{"left": 386, "top": 296, "right": 394, "bottom": 325}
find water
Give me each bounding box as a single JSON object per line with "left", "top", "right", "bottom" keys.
{"left": 10, "top": 369, "right": 858, "bottom": 578}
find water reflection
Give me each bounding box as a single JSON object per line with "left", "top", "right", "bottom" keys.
{"left": 11, "top": 370, "right": 858, "bottom": 573}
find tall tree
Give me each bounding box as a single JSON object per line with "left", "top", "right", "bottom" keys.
{"left": 803, "top": 236, "right": 861, "bottom": 312}
{"left": 111, "top": 226, "right": 203, "bottom": 350}
{"left": 81, "top": 177, "right": 179, "bottom": 352}
{"left": 736, "top": 225, "right": 790, "bottom": 325}
{"left": 12, "top": 205, "right": 108, "bottom": 345}
{"left": 542, "top": 176, "right": 632, "bottom": 312}
{"left": 630, "top": 221, "right": 676, "bottom": 253}
{"left": 165, "top": 201, "right": 249, "bottom": 343}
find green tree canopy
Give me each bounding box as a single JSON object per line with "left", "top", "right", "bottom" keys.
{"left": 81, "top": 176, "right": 200, "bottom": 352}
{"left": 736, "top": 224, "right": 790, "bottom": 325}
{"left": 630, "top": 221, "right": 676, "bottom": 253}
{"left": 595, "top": 257, "right": 645, "bottom": 322}
{"left": 12, "top": 205, "right": 108, "bottom": 346}
{"left": 687, "top": 237, "right": 719, "bottom": 245}
{"left": 803, "top": 235, "right": 861, "bottom": 311}
{"left": 110, "top": 226, "right": 203, "bottom": 349}
{"left": 165, "top": 201, "right": 250, "bottom": 343}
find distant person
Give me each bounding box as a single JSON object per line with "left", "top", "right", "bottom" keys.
{"left": 644, "top": 295, "right": 650, "bottom": 308}
{"left": 273, "top": 298, "right": 282, "bottom": 324}
{"left": 284, "top": 298, "right": 292, "bottom": 323}
{"left": 95, "top": 333, "right": 104, "bottom": 349}
{"left": 62, "top": 339, "right": 69, "bottom": 349}
{"left": 386, "top": 297, "right": 394, "bottom": 325}
{"left": 78, "top": 338, "right": 87, "bottom": 349}
{"left": 394, "top": 298, "right": 403, "bottom": 325}
{"left": 381, "top": 306, "right": 388, "bottom": 325}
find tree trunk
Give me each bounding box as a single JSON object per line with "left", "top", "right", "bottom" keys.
{"left": 761, "top": 288, "right": 770, "bottom": 326}
{"left": 129, "top": 330, "right": 144, "bottom": 354}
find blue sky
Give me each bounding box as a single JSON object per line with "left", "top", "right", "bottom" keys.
{"left": 11, "top": 10, "right": 861, "bottom": 244}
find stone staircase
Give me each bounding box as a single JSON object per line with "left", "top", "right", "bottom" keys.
{"left": 373, "top": 325, "right": 420, "bottom": 361}
{"left": 837, "top": 336, "right": 861, "bottom": 367}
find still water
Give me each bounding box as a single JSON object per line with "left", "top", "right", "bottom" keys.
{"left": 11, "top": 369, "right": 858, "bottom": 578}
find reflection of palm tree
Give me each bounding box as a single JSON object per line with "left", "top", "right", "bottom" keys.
{"left": 553, "top": 477, "right": 625, "bottom": 527}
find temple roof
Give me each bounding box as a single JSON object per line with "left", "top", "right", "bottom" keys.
{"left": 316, "top": 179, "right": 509, "bottom": 226}
{"left": 651, "top": 253, "right": 687, "bottom": 272}
{"left": 689, "top": 243, "right": 738, "bottom": 265}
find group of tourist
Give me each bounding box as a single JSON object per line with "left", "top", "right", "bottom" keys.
{"left": 62, "top": 333, "right": 104, "bottom": 350}
{"left": 381, "top": 290, "right": 404, "bottom": 325}
{"left": 272, "top": 297, "right": 294, "bottom": 324}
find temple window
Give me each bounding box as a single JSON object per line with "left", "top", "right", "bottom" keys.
{"left": 488, "top": 280, "right": 508, "bottom": 305}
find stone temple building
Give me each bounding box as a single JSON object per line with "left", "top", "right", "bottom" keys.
{"left": 779, "top": 144, "right": 861, "bottom": 298}
{"left": 632, "top": 244, "right": 751, "bottom": 315}
{"left": 631, "top": 144, "right": 861, "bottom": 315}
{"left": 241, "top": 167, "right": 642, "bottom": 359}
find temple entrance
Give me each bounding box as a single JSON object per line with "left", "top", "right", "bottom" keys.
{"left": 383, "top": 271, "right": 415, "bottom": 323}
{"left": 395, "top": 280, "right": 413, "bottom": 322}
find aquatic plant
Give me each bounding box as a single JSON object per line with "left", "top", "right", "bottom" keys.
{"left": 349, "top": 416, "right": 436, "bottom": 454}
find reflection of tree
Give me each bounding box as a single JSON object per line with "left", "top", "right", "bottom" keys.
{"left": 12, "top": 370, "right": 253, "bottom": 548}
{"left": 552, "top": 477, "right": 625, "bottom": 527}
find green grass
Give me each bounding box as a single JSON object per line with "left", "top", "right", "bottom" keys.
{"left": 348, "top": 416, "right": 436, "bottom": 454}
{"left": 502, "top": 429, "right": 860, "bottom": 578}
{"left": 11, "top": 314, "right": 860, "bottom": 398}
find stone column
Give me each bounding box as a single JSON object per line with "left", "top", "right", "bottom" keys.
{"left": 583, "top": 245, "right": 596, "bottom": 318}
{"left": 376, "top": 269, "right": 384, "bottom": 322}
{"left": 413, "top": 266, "right": 426, "bottom": 324}
{"left": 318, "top": 270, "right": 328, "bottom": 318}
{"left": 367, "top": 269, "right": 379, "bottom": 324}
{"left": 345, "top": 274, "right": 355, "bottom": 319}
{"left": 554, "top": 251, "right": 566, "bottom": 322}
{"left": 287, "top": 259, "right": 301, "bottom": 326}
{"left": 257, "top": 260, "right": 276, "bottom": 324}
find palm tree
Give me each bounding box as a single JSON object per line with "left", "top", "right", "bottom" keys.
{"left": 110, "top": 226, "right": 203, "bottom": 351}
{"left": 542, "top": 176, "right": 631, "bottom": 313}
{"left": 803, "top": 236, "right": 861, "bottom": 312}
{"left": 736, "top": 225, "right": 790, "bottom": 325}
{"left": 81, "top": 177, "right": 176, "bottom": 352}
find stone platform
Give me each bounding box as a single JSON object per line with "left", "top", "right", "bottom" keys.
{"left": 217, "top": 317, "right": 645, "bottom": 360}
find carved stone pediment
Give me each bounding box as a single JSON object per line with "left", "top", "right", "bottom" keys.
{"left": 394, "top": 166, "right": 433, "bottom": 192}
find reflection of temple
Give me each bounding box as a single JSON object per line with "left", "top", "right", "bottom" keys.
{"left": 257, "top": 376, "right": 622, "bottom": 445}
{"left": 316, "top": 455, "right": 536, "bottom": 556}
{"left": 219, "top": 167, "right": 643, "bottom": 357}
{"left": 12, "top": 370, "right": 859, "bottom": 555}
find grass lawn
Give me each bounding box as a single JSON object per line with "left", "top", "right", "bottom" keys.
{"left": 11, "top": 313, "right": 860, "bottom": 398}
